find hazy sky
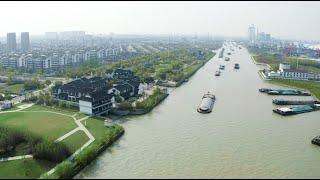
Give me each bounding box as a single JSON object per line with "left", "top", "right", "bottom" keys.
{"left": 0, "top": 1, "right": 320, "bottom": 41}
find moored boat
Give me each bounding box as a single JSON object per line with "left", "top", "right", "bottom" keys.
{"left": 234, "top": 63, "right": 240, "bottom": 69}
{"left": 259, "top": 88, "right": 311, "bottom": 96}
{"left": 273, "top": 104, "right": 320, "bottom": 116}
{"left": 215, "top": 70, "right": 221, "bottom": 76}
{"left": 225, "top": 57, "right": 230, "bottom": 61}
{"left": 272, "top": 99, "right": 320, "bottom": 105}
{"left": 197, "top": 92, "right": 216, "bottom": 113}
{"left": 312, "top": 136, "right": 320, "bottom": 146}
{"left": 219, "top": 65, "right": 225, "bottom": 70}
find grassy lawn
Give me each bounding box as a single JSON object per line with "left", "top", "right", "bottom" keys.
{"left": 61, "top": 130, "right": 89, "bottom": 153}
{"left": 0, "top": 111, "right": 77, "bottom": 141}
{"left": 81, "top": 117, "right": 120, "bottom": 142}
{"left": 0, "top": 84, "right": 24, "bottom": 94}
{"left": 0, "top": 159, "right": 54, "bottom": 179}
{"left": 270, "top": 79, "right": 320, "bottom": 100}
{"left": 74, "top": 113, "right": 88, "bottom": 120}
{"left": 23, "top": 104, "right": 78, "bottom": 116}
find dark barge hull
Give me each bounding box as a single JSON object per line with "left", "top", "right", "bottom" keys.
{"left": 273, "top": 108, "right": 318, "bottom": 116}
{"left": 311, "top": 137, "right": 320, "bottom": 146}
{"left": 268, "top": 92, "right": 311, "bottom": 96}
{"left": 273, "top": 100, "right": 320, "bottom": 105}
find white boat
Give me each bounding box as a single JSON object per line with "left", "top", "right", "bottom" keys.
{"left": 215, "top": 70, "right": 221, "bottom": 76}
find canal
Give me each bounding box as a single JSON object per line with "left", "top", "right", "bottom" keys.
{"left": 76, "top": 44, "right": 320, "bottom": 178}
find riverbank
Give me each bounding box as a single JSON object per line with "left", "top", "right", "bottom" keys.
{"left": 159, "top": 52, "right": 216, "bottom": 88}
{"left": 268, "top": 79, "right": 320, "bottom": 100}
{"left": 40, "top": 118, "right": 125, "bottom": 179}
{"left": 110, "top": 89, "right": 169, "bottom": 116}
{"left": 249, "top": 52, "right": 320, "bottom": 101}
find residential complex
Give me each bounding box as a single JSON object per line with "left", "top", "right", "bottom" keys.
{"left": 267, "top": 63, "right": 320, "bottom": 80}
{"left": 52, "top": 68, "right": 144, "bottom": 115}
{"left": 0, "top": 31, "right": 169, "bottom": 73}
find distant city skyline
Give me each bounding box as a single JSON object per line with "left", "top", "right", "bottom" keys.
{"left": 0, "top": 1, "right": 320, "bottom": 41}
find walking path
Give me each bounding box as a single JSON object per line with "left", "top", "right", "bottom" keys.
{"left": 0, "top": 155, "right": 33, "bottom": 162}
{"left": 0, "top": 104, "right": 95, "bottom": 172}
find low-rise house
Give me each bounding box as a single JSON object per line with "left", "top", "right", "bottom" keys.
{"left": 79, "top": 87, "right": 114, "bottom": 116}
{"left": 52, "top": 76, "right": 110, "bottom": 103}
{"left": 0, "top": 101, "right": 13, "bottom": 110}
{"left": 279, "top": 63, "right": 309, "bottom": 80}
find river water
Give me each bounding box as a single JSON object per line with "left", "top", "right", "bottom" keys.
{"left": 76, "top": 44, "right": 320, "bottom": 179}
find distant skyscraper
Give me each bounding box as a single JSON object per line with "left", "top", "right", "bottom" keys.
{"left": 248, "top": 24, "right": 256, "bottom": 43}
{"left": 21, "top": 32, "right": 30, "bottom": 51}
{"left": 7, "top": 32, "right": 16, "bottom": 52}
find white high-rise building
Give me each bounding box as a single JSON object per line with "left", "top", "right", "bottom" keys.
{"left": 248, "top": 24, "right": 256, "bottom": 43}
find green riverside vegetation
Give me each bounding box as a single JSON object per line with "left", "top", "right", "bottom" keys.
{"left": 249, "top": 50, "right": 320, "bottom": 100}
{"left": 270, "top": 79, "right": 320, "bottom": 100}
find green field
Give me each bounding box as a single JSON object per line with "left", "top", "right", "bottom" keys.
{"left": 74, "top": 113, "right": 88, "bottom": 120}
{"left": 61, "top": 130, "right": 89, "bottom": 153}
{"left": 0, "top": 111, "right": 77, "bottom": 140}
{"left": 270, "top": 79, "right": 320, "bottom": 100}
{"left": 23, "top": 105, "right": 78, "bottom": 116}
{"left": 0, "top": 84, "right": 24, "bottom": 94}
{"left": 81, "top": 117, "right": 121, "bottom": 142}
{"left": 0, "top": 159, "right": 54, "bottom": 179}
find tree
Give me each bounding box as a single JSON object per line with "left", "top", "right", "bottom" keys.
{"left": 45, "top": 80, "right": 52, "bottom": 86}
{"left": 0, "top": 94, "right": 4, "bottom": 101}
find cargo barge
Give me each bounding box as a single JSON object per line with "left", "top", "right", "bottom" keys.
{"left": 259, "top": 88, "right": 311, "bottom": 96}
{"left": 273, "top": 104, "right": 320, "bottom": 116}
{"left": 272, "top": 99, "right": 320, "bottom": 105}
{"left": 197, "top": 92, "right": 216, "bottom": 113}
{"left": 219, "top": 48, "right": 225, "bottom": 58}
{"left": 311, "top": 136, "right": 320, "bottom": 146}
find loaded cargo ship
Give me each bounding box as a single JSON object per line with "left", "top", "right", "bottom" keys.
{"left": 273, "top": 104, "right": 320, "bottom": 116}
{"left": 197, "top": 92, "right": 216, "bottom": 113}
{"left": 259, "top": 88, "right": 311, "bottom": 96}
{"left": 272, "top": 99, "right": 320, "bottom": 105}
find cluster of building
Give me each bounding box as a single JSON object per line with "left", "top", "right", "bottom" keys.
{"left": 0, "top": 48, "right": 122, "bottom": 71}
{"left": 52, "top": 68, "right": 144, "bottom": 116}
{"left": 0, "top": 31, "right": 167, "bottom": 72}
{"left": 248, "top": 24, "right": 272, "bottom": 44}
{"left": 267, "top": 63, "right": 320, "bottom": 80}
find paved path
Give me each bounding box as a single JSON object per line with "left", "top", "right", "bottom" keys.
{"left": 0, "top": 104, "right": 96, "bottom": 177}
{"left": 55, "top": 127, "right": 81, "bottom": 142}
{"left": 46, "top": 116, "right": 95, "bottom": 176}
{"left": 0, "top": 103, "right": 34, "bottom": 114}
{"left": 0, "top": 155, "right": 33, "bottom": 162}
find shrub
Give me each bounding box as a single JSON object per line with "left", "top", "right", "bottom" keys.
{"left": 74, "top": 144, "right": 98, "bottom": 167}
{"left": 33, "top": 140, "right": 71, "bottom": 163}
{"left": 118, "top": 101, "right": 133, "bottom": 110}
{"left": 53, "top": 161, "right": 75, "bottom": 179}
